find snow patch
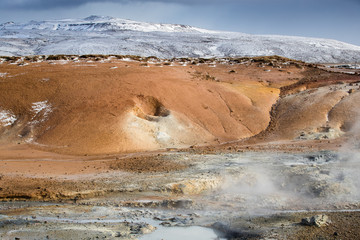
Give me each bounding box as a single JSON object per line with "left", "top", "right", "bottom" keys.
{"left": 58, "top": 60, "right": 70, "bottom": 65}
{"left": 121, "top": 58, "right": 134, "bottom": 62}
{"left": 0, "top": 110, "right": 17, "bottom": 126}
{"left": 0, "top": 72, "right": 8, "bottom": 77}
{"left": 31, "top": 100, "right": 52, "bottom": 121}
{"left": 1, "top": 16, "right": 360, "bottom": 63}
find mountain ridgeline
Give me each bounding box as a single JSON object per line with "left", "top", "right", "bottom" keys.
{"left": 1, "top": 15, "right": 360, "bottom": 63}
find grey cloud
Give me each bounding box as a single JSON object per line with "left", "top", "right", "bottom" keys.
{"left": 1, "top": 0, "right": 357, "bottom": 10}
{"left": 1, "top": 0, "right": 102, "bottom": 9}
{"left": 0, "top": 0, "right": 237, "bottom": 10}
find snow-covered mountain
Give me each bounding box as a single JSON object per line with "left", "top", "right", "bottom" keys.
{"left": 1, "top": 15, "right": 360, "bottom": 63}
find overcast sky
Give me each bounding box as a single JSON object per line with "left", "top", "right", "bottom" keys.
{"left": 0, "top": 0, "right": 359, "bottom": 46}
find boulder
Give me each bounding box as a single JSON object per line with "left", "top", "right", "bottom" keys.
{"left": 301, "top": 214, "right": 329, "bottom": 227}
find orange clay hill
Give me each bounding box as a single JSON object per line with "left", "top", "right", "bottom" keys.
{"left": 0, "top": 55, "right": 360, "bottom": 155}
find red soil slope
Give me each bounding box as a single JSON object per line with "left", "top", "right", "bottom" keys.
{"left": 1, "top": 56, "right": 359, "bottom": 155}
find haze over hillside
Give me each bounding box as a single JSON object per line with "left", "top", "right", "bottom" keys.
{"left": 1, "top": 16, "right": 360, "bottom": 63}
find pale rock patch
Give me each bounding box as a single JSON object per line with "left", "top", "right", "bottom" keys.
{"left": 0, "top": 110, "right": 17, "bottom": 127}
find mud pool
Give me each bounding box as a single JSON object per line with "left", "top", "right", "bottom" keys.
{"left": 1, "top": 150, "right": 360, "bottom": 239}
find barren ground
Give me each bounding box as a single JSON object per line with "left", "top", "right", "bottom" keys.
{"left": 1, "top": 55, "right": 360, "bottom": 239}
